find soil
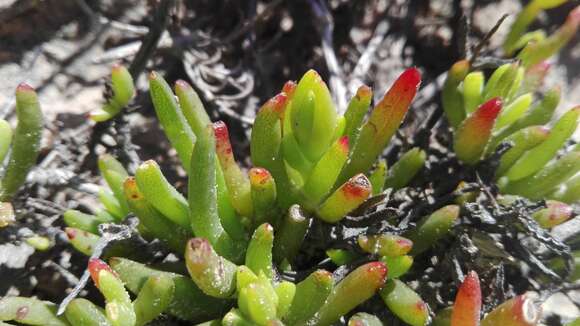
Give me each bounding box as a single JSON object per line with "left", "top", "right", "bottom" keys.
{"left": 0, "top": 0, "right": 578, "bottom": 325}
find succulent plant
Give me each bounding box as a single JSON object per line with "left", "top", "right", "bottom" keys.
{"left": 0, "top": 65, "right": 433, "bottom": 325}
{"left": 440, "top": 5, "right": 580, "bottom": 226}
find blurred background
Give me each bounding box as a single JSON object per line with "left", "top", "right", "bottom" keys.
{"left": 0, "top": 0, "right": 578, "bottom": 124}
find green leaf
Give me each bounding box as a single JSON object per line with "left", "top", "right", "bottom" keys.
{"left": 135, "top": 160, "right": 189, "bottom": 228}
{"left": 185, "top": 238, "right": 238, "bottom": 298}
{"left": 124, "top": 177, "right": 190, "bottom": 253}
{"left": 380, "top": 280, "right": 430, "bottom": 326}
{"left": 311, "top": 262, "right": 387, "bottom": 326}
{"left": 0, "top": 297, "right": 70, "bottom": 326}
{"left": 339, "top": 68, "right": 421, "bottom": 182}
{"left": 283, "top": 270, "right": 333, "bottom": 325}
{"left": 64, "top": 298, "right": 110, "bottom": 326}
{"left": 405, "top": 205, "right": 460, "bottom": 255}
{"left": 344, "top": 85, "right": 372, "bottom": 146}
{"left": 384, "top": 147, "right": 426, "bottom": 190}
{"left": 290, "top": 70, "right": 338, "bottom": 162}
{"left": 462, "top": 72, "right": 484, "bottom": 115}
{"left": 0, "top": 84, "right": 43, "bottom": 202}
{"left": 273, "top": 204, "right": 310, "bottom": 264}
{"left": 317, "top": 174, "right": 372, "bottom": 223}
{"left": 442, "top": 60, "right": 470, "bottom": 128}
{"left": 110, "top": 257, "right": 231, "bottom": 322}
{"left": 246, "top": 223, "right": 274, "bottom": 280}
{"left": 149, "top": 72, "right": 196, "bottom": 170}
{"left": 133, "top": 275, "right": 175, "bottom": 326}
{"left": 504, "top": 106, "right": 579, "bottom": 181}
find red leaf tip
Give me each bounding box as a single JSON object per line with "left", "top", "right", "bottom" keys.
{"left": 513, "top": 294, "right": 541, "bottom": 324}
{"left": 356, "top": 85, "right": 372, "bottom": 99}
{"left": 88, "top": 258, "right": 115, "bottom": 287}
{"left": 16, "top": 82, "right": 34, "bottom": 92}
{"left": 259, "top": 223, "right": 274, "bottom": 234}
{"left": 338, "top": 136, "right": 350, "bottom": 153}
{"left": 175, "top": 79, "right": 191, "bottom": 89}
{"left": 65, "top": 228, "right": 76, "bottom": 240}
{"left": 111, "top": 63, "right": 123, "bottom": 71}
{"left": 477, "top": 97, "right": 503, "bottom": 121}
{"left": 249, "top": 167, "right": 272, "bottom": 185}
{"left": 399, "top": 67, "right": 422, "bottom": 91}
{"left": 364, "top": 261, "right": 389, "bottom": 280}
{"left": 567, "top": 5, "right": 580, "bottom": 24}
{"left": 396, "top": 238, "right": 413, "bottom": 250}
{"left": 270, "top": 93, "right": 289, "bottom": 114}
{"left": 282, "top": 80, "right": 297, "bottom": 96}
{"left": 342, "top": 174, "right": 372, "bottom": 199}
{"left": 213, "top": 121, "right": 233, "bottom": 156}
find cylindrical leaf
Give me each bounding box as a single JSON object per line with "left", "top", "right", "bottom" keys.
{"left": 495, "top": 126, "right": 550, "bottom": 178}
{"left": 63, "top": 209, "right": 113, "bottom": 234}
{"left": 504, "top": 106, "right": 579, "bottom": 181}
{"left": 348, "top": 312, "right": 384, "bottom": 326}
{"left": 110, "top": 257, "right": 230, "bottom": 322}
{"left": 344, "top": 85, "right": 373, "bottom": 146}
{"left": 135, "top": 160, "right": 189, "bottom": 228}
{"left": 214, "top": 121, "right": 253, "bottom": 217}
{"left": 98, "top": 154, "right": 130, "bottom": 218}
{"left": 483, "top": 63, "right": 518, "bottom": 101}
{"left": 275, "top": 281, "right": 296, "bottom": 318}
{"left": 311, "top": 262, "right": 388, "bottom": 326}
{"left": 238, "top": 282, "right": 277, "bottom": 325}
{"left": 384, "top": 147, "right": 426, "bottom": 190}
{"left": 0, "top": 119, "right": 12, "bottom": 165}
{"left": 174, "top": 80, "right": 211, "bottom": 137}
{"left": 518, "top": 6, "right": 580, "bottom": 67}
{"left": 494, "top": 93, "right": 533, "bottom": 131}
{"left": 550, "top": 174, "right": 580, "bottom": 203}
{"left": 532, "top": 200, "right": 573, "bottom": 228}
{"left": 358, "top": 234, "right": 413, "bottom": 257}
{"left": 290, "top": 70, "right": 338, "bottom": 162}
{"left": 481, "top": 294, "right": 541, "bottom": 326}
{"left": 124, "top": 177, "right": 190, "bottom": 252}
{"left": 405, "top": 205, "right": 460, "bottom": 255}
{"left": 0, "top": 297, "right": 70, "bottom": 326}
{"left": 133, "top": 275, "right": 175, "bottom": 326}
{"left": 284, "top": 269, "right": 333, "bottom": 325}
{"left": 64, "top": 298, "right": 110, "bottom": 326}
{"left": 442, "top": 60, "right": 470, "bottom": 128}
{"left": 380, "top": 279, "right": 430, "bottom": 326}
{"left": 189, "top": 125, "right": 240, "bottom": 261}
{"left": 463, "top": 72, "right": 484, "bottom": 115}
{"left": 381, "top": 255, "right": 413, "bottom": 278}
{"left": 185, "top": 238, "right": 237, "bottom": 298}
{"left": 149, "top": 71, "right": 195, "bottom": 169}
{"left": 273, "top": 204, "right": 310, "bottom": 264}
{"left": 246, "top": 223, "right": 274, "bottom": 279}
{"left": 369, "top": 159, "right": 387, "bottom": 195}
{"left": 65, "top": 227, "right": 100, "bottom": 256}
{"left": 250, "top": 167, "right": 278, "bottom": 227}
{"left": 302, "top": 136, "right": 349, "bottom": 207}
{"left": 339, "top": 68, "right": 421, "bottom": 181}
{"left": 502, "top": 150, "right": 580, "bottom": 199}
{"left": 450, "top": 271, "right": 481, "bottom": 326}
{"left": 0, "top": 84, "right": 43, "bottom": 202}
{"left": 454, "top": 98, "right": 502, "bottom": 165}
{"left": 317, "top": 174, "right": 372, "bottom": 223}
